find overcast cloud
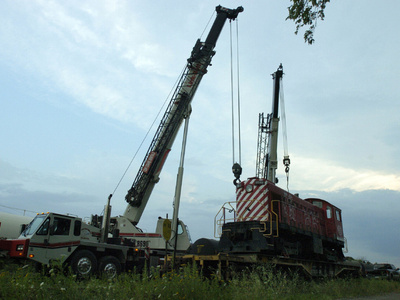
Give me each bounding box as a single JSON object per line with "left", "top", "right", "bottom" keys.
{"left": 1, "top": 1, "right": 399, "bottom": 267}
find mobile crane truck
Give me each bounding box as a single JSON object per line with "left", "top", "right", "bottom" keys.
{"left": 0, "top": 5, "right": 244, "bottom": 279}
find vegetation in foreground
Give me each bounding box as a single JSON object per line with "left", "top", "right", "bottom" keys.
{"left": 1, "top": 261, "right": 399, "bottom": 300}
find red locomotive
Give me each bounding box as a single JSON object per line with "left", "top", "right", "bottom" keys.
{"left": 216, "top": 65, "right": 345, "bottom": 262}
{"left": 218, "top": 177, "right": 346, "bottom": 261}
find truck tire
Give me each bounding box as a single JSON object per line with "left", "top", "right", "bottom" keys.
{"left": 98, "top": 256, "right": 122, "bottom": 279}
{"left": 70, "top": 250, "right": 97, "bottom": 278}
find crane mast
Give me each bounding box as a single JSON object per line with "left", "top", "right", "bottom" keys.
{"left": 124, "top": 6, "right": 243, "bottom": 225}
{"left": 255, "top": 65, "right": 283, "bottom": 183}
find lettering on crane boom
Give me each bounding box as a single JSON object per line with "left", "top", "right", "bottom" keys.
{"left": 143, "top": 151, "right": 157, "bottom": 174}
{"left": 187, "top": 63, "right": 201, "bottom": 88}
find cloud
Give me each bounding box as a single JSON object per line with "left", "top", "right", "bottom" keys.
{"left": 286, "top": 155, "right": 400, "bottom": 192}
{"left": 0, "top": 1, "right": 179, "bottom": 127}
{"left": 0, "top": 182, "right": 100, "bottom": 219}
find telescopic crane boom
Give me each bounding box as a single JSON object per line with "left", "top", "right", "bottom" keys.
{"left": 266, "top": 65, "right": 284, "bottom": 182}
{"left": 255, "top": 65, "right": 284, "bottom": 183}
{"left": 123, "top": 6, "right": 244, "bottom": 225}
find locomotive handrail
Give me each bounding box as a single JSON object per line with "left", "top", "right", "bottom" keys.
{"left": 262, "top": 200, "right": 279, "bottom": 237}
{"left": 214, "top": 198, "right": 273, "bottom": 238}
{"left": 214, "top": 201, "right": 236, "bottom": 238}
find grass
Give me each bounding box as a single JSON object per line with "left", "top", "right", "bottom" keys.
{"left": 0, "top": 261, "right": 399, "bottom": 299}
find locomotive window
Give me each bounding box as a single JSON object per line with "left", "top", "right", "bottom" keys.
{"left": 326, "top": 206, "right": 332, "bottom": 219}
{"left": 312, "top": 201, "right": 322, "bottom": 208}
{"left": 336, "top": 210, "right": 341, "bottom": 221}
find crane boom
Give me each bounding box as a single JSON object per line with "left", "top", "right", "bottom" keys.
{"left": 255, "top": 65, "right": 284, "bottom": 182}
{"left": 266, "top": 65, "right": 283, "bottom": 182}
{"left": 124, "top": 6, "right": 244, "bottom": 225}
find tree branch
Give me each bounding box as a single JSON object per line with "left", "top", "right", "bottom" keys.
{"left": 286, "top": 0, "right": 330, "bottom": 44}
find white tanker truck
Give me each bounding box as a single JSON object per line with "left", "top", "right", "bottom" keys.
{"left": 0, "top": 212, "right": 33, "bottom": 239}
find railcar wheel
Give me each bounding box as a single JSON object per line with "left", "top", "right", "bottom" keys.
{"left": 70, "top": 250, "right": 98, "bottom": 278}
{"left": 98, "top": 256, "right": 121, "bottom": 279}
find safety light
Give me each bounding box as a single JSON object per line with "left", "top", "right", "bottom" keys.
{"left": 29, "top": 254, "right": 34, "bottom": 258}
{"left": 245, "top": 184, "right": 253, "bottom": 193}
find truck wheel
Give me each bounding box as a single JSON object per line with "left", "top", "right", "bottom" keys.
{"left": 98, "top": 256, "right": 121, "bottom": 279}
{"left": 70, "top": 250, "right": 97, "bottom": 278}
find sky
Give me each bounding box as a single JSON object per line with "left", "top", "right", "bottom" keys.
{"left": 1, "top": 0, "right": 399, "bottom": 267}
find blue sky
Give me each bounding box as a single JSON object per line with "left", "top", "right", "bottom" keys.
{"left": 1, "top": 1, "right": 399, "bottom": 266}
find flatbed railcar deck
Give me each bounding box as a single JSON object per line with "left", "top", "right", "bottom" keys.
{"left": 166, "top": 253, "right": 361, "bottom": 279}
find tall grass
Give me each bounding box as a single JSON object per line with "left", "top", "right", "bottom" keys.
{"left": 0, "top": 261, "right": 399, "bottom": 299}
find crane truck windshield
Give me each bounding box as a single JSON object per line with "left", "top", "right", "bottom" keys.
{"left": 20, "top": 214, "right": 47, "bottom": 237}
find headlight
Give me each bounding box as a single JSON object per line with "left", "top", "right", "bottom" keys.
{"left": 16, "top": 244, "right": 24, "bottom": 251}
{"left": 245, "top": 184, "right": 253, "bottom": 193}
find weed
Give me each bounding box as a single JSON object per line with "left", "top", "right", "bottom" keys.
{"left": 0, "top": 260, "right": 399, "bottom": 299}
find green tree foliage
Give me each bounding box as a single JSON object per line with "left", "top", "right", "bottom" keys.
{"left": 287, "top": 0, "right": 330, "bottom": 44}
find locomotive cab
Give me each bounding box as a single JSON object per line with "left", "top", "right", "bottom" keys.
{"left": 306, "top": 198, "right": 345, "bottom": 241}
{"left": 216, "top": 181, "right": 346, "bottom": 261}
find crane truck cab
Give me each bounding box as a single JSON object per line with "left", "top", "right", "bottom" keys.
{"left": 0, "top": 212, "right": 147, "bottom": 278}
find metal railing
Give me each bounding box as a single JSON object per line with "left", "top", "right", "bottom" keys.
{"left": 214, "top": 199, "right": 280, "bottom": 238}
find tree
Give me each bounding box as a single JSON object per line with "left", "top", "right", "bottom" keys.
{"left": 287, "top": 0, "right": 330, "bottom": 44}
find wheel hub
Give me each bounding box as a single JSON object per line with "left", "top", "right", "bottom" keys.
{"left": 77, "top": 257, "right": 92, "bottom": 275}
{"left": 103, "top": 263, "right": 117, "bottom": 278}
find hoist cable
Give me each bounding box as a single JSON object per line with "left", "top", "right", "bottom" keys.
{"left": 286, "top": 172, "right": 290, "bottom": 192}
{"left": 200, "top": 10, "right": 216, "bottom": 40}
{"left": 111, "top": 65, "right": 187, "bottom": 196}
{"left": 279, "top": 77, "right": 291, "bottom": 192}
{"left": 279, "top": 78, "right": 289, "bottom": 158}
{"left": 236, "top": 19, "right": 242, "bottom": 165}
{"left": 230, "top": 21, "right": 236, "bottom": 165}
{"left": 229, "top": 19, "right": 242, "bottom": 165}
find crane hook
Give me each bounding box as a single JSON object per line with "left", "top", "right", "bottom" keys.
{"left": 283, "top": 156, "right": 290, "bottom": 174}
{"left": 232, "top": 162, "right": 242, "bottom": 185}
